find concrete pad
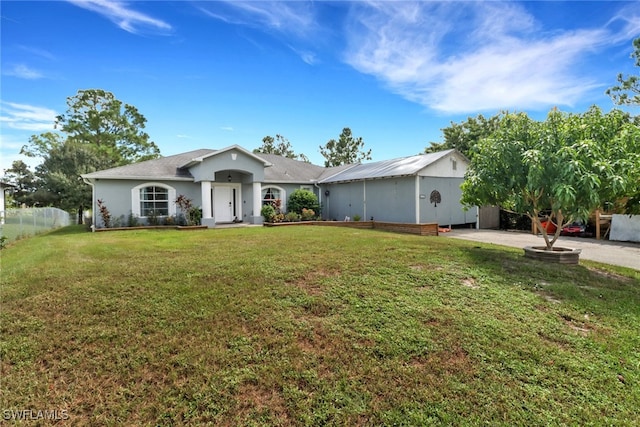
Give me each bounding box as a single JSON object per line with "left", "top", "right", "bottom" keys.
{"left": 442, "top": 229, "right": 640, "bottom": 271}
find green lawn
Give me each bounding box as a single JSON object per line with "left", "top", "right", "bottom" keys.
{"left": 1, "top": 226, "right": 638, "bottom": 426}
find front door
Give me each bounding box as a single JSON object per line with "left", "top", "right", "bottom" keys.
{"left": 214, "top": 185, "right": 239, "bottom": 223}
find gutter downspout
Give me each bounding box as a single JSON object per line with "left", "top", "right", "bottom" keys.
{"left": 313, "top": 181, "right": 322, "bottom": 219}
{"left": 82, "top": 177, "right": 96, "bottom": 232}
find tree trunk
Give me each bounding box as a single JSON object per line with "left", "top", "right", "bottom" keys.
{"left": 77, "top": 206, "right": 84, "bottom": 224}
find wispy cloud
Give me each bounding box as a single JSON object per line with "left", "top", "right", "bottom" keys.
{"left": 67, "top": 0, "right": 172, "bottom": 35}
{"left": 0, "top": 102, "right": 57, "bottom": 131}
{"left": 199, "top": 1, "right": 318, "bottom": 38}
{"left": 220, "top": 126, "right": 234, "bottom": 132}
{"left": 17, "top": 45, "right": 56, "bottom": 61}
{"left": 3, "top": 64, "right": 44, "bottom": 80}
{"left": 198, "top": 1, "right": 322, "bottom": 64}
{"left": 343, "top": 1, "right": 622, "bottom": 113}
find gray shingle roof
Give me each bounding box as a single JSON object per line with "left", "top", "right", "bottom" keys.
{"left": 82, "top": 149, "right": 215, "bottom": 180}
{"left": 259, "top": 154, "right": 327, "bottom": 183}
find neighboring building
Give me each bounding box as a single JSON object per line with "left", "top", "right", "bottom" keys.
{"left": 0, "top": 181, "right": 14, "bottom": 224}
{"left": 81, "top": 145, "right": 479, "bottom": 228}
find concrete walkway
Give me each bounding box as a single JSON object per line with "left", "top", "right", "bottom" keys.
{"left": 443, "top": 229, "right": 640, "bottom": 271}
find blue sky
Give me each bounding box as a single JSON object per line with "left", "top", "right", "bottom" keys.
{"left": 1, "top": 1, "right": 639, "bottom": 173}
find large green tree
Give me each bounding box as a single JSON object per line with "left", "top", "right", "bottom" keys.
{"left": 22, "top": 89, "right": 161, "bottom": 222}
{"left": 254, "top": 134, "right": 309, "bottom": 162}
{"left": 461, "top": 107, "right": 639, "bottom": 250}
{"left": 3, "top": 160, "right": 38, "bottom": 207}
{"left": 319, "top": 127, "right": 371, "bottom": 167}
{"left": 53, "top": 89, "right": 160, "bottom": 164}
{"left": 606, "top": 37, "right": 640, "bottom": 107}
{"left": 425, "top": 114, "right": 502, "bottom": 158}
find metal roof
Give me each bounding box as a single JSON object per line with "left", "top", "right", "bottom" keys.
{"left": 319, "top": 149, "right": 455, "bottom": 183}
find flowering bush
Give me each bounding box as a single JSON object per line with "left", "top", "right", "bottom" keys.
{"left": 301, "top": 208, "right": 316, "bottom": 221}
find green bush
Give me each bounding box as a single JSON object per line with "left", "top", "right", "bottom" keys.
{"left": 261, "top": 204, "right": 276, "bottom": 222}
{"left": 285, "top": 212, "right": 300, "bottom": 222}
{"left": 301, "top": 208, "right": 316, "bottom": 221}
{"left": 287, "top": 189, "right": 319, "bottom": 215}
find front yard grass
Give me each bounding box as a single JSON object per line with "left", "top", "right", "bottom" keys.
{"left": 1, "top": 225, "right": 638, "bottom": 425}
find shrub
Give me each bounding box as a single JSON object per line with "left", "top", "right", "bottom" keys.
{"left": 188, "top": 207, "right": 202, "bottom": 225}
{"left": 287, "top": 189, "right": 319, "bottom": 215}
{"left": 175, "top": 195, "right": 201, "bottom": 226}
{"left": 301, "top": 208, "right": 316, "bottom": 221}
{"left": 261, "top": 204, "right": 276, "bottom": 222}
{"left": 97, "top": 199, "right": 111, "bottom": 228}
{"left": 147, "top": 211, "right": 160, "bottom": 226}
{"left": 285, "top": 212, "right": 300, "bottom": 222}
{"left": 353, "top": 214, "right": 361, "bottom": 222}
{"left": 127, "top": 211, "right": 139, "bottom": 227}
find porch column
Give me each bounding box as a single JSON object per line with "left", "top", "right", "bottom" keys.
{"left": 252, "top": 182, "right": 262, "bottom": 224}
{"left": 201, "top": 181, "right": 215, "bottom": 228}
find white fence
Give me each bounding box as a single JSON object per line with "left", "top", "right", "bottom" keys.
{"left": 1, "top": 208, "right": 71, "bottom": 243}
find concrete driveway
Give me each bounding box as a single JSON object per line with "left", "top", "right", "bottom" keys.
{"left": 443, "top": 229, "right": 640, "bottom": 271}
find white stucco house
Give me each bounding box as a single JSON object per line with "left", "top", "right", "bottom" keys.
{"left": 81, "top": 145, "right": 480, "bottom": 229}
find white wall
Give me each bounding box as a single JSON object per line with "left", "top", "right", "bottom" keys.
{"left": 610, "top": 214, "right": 640, "bottom": 243}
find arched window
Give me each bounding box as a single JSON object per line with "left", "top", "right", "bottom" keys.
{"left": 261, "top": 186, "right": 285, "bottom": 208}
{"left": 131, "top": 183, "right": 176, "bottom": 217}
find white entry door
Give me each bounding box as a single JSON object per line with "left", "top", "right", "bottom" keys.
{"left": 213, "top": 185, "right": 239, "bottom": 223}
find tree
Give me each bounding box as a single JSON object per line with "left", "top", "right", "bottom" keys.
{"left": 254, "top": 134, "right": 309, "bottom": 162}
{"left": 3, "top": 160, "right": 37, "bottom": 207}
{"left": 319, "top": 127, "right": 371, "bottom": 167}
{"left": 53, "top": 89, "right": 160, "bottom": 164}
{"left": 22, "top": 89, "right": 161, "bottom": 222}
{"left": 425, "top": 114, "right": 502, "bottom": 158}
{"left": 461, "top": 107, "right": 639, "bottom": 250}
{"left": 606, "top": 37, "right": 640, "bottom": 107}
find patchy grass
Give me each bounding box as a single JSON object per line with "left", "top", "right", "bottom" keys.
{"left": 1, "top": 225, "right": 639, "bottom": 426}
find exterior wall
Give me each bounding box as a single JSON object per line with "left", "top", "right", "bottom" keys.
{"left": 92, "top": 179, "right": 199, "bottom": 227}
{"left": 418, "top": 177, "right": 477, "bottom": 226}
{"left": 190, "top": 148, "right": 265, "bottom": 182}
{"left": 420, "top": 152, "right": 468, "bottom": 178}
{"left": 322, "top": 181, "right": 364, "bottom": 221}
{"left": 362, "top": 177, "right": 416, "bottom": 222}
{"left": 322, "top": 177, "right": 417, "bottom": 223}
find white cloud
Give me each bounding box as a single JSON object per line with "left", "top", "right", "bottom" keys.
{"left": 3, "top": 64, "right": 44, "bottom": 80}
{"left": 220, "top": 126, "right": 234, "bottom": 132}
{"left": 0, "top": 102, "right": 57, "bottom": 132}
{"left": 67, "top": 0, "right": 172, "bottom": 35}
{"left": 343, "top": 2, "right": 629, "bottom": 113}
{"left": 199, "top": 1, "right": 318, "bottom": 39}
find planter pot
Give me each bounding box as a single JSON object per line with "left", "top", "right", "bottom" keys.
{"left": 523, "top": 246, "right": 581, "bottom": 264}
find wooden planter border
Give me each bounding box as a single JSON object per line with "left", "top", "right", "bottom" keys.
{"left": 264, "top": 221, "right": 439, "bottom": 236}
{"left": 95, "top": 225, "right": 208, "bottom": 232}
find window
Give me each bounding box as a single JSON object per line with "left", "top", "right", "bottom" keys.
{"left": 140, "top": 186, "right": 169, "bottom": 216}
{"left": 131, "top": 183, "right": 176, "bottom": 218}
{"left": 262, "top": 187, "right": 281, "bottom": 205}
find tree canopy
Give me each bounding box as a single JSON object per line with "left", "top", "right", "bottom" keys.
{"left": 461, "top": 107, "right": 639, "bottom": 249}
{"left": 20, "top": 89, "right": 160, "bottom": 222}
{"left": 3, "top": 160, "right": 37, "bottom": 207}
{"left": 606, "top": 37, "right": 640, "bottom": 107}
{"left": 425, "top": 114, "right": 501, "bottom": 158}
{"left": 253, "top": 134, "right": 309, "bottom": 162}
{"left": 319, "top": 127, "right": 371, "bottom": 167}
